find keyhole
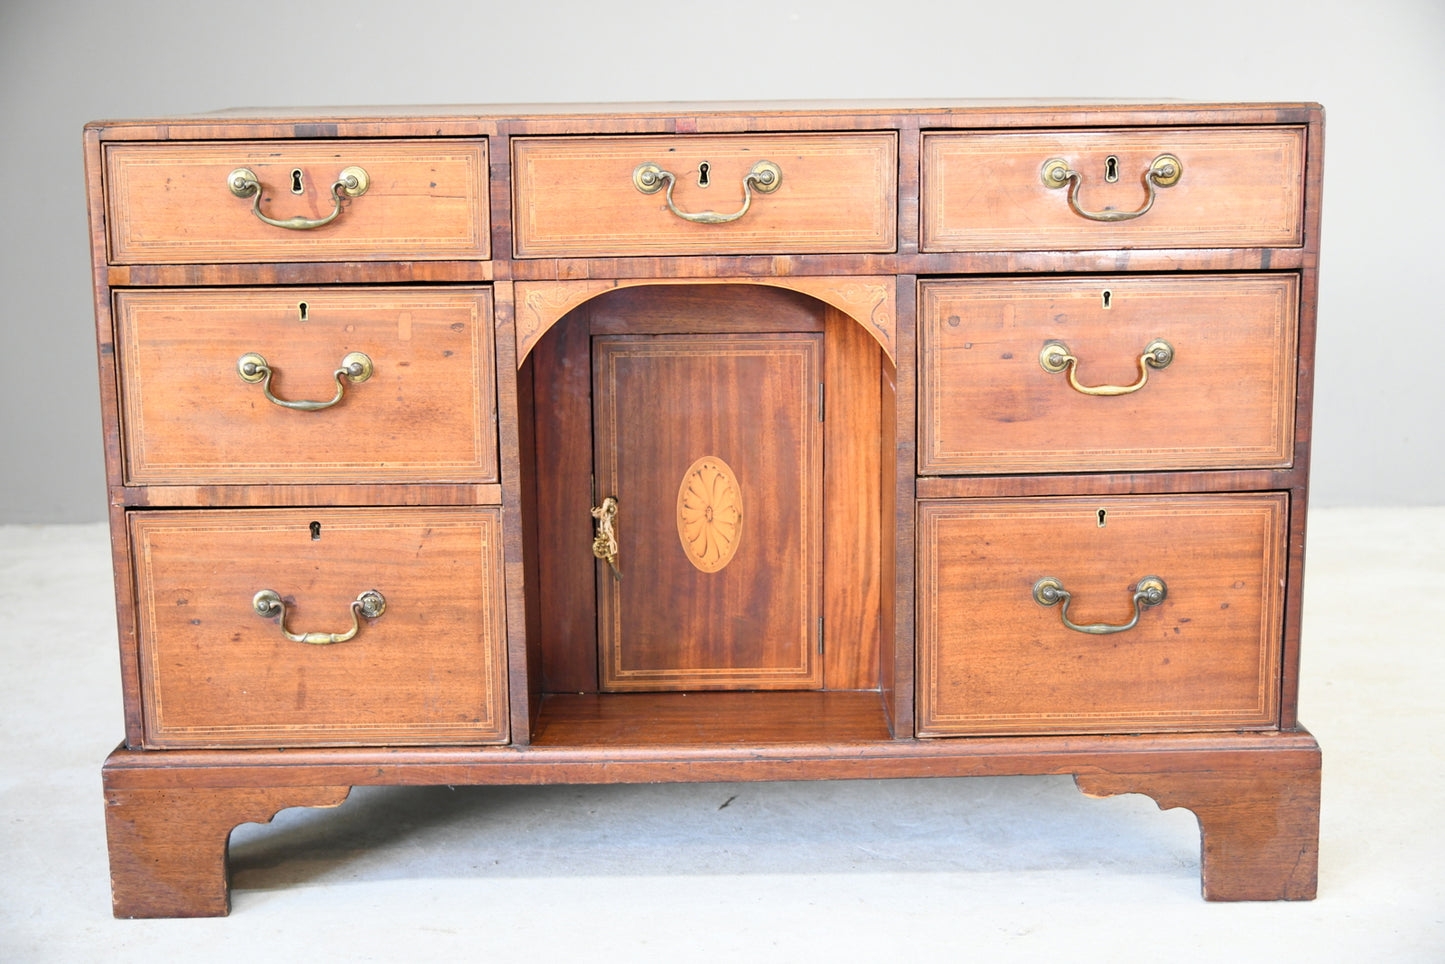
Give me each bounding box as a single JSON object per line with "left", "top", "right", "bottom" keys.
{"left": 1104, "top": 155, "right": 1119, "bottom": 183}
{"left": 1097, "top": 509, "right": 1108, "bottom": 528}
{"left": 697, "top": 161, "right": 710, "bottom": 188}
{"left": 1101, "top": 290, "right": 1112, "bottom": 310}
{"left": 291, "top": 169, "right": 305, "bottom": 194}
{"left": 310, "top": 521, "right": 321, "bottom": 540}
{"left": 298, "top": 301, "right": 309, "bottom": 322}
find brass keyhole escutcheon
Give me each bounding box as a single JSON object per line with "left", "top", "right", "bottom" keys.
{"left": 632, "top": 160, "right": 782, "bottom": 224}
{"left": 1040, "top": 154, "right": 1182, "bottom": 222}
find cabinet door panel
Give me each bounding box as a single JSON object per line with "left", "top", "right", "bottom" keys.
{"left": 593, "top": 333, "right": 823, "bottom": 690}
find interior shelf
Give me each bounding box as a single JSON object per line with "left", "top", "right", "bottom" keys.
{"left": 530, "top": 691, "right": 893, "bottom": 747}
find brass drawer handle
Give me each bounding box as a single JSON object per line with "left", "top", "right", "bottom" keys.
{"left": 1032, "top": 576, "right": 1167, "bottom": 635}
{"left": 591, "top": 495, "right": 621, "bottom": 580}
{"left": 1040, "top": 154, "right": 1181, "bottom": 222}
{"left": 252, "top": 589, "right": 386, "bottom": 645}
{"left": 1038, "top": 339, "right": 1173, "bottom": 396}
{"left": 227, "top": 166, "right": 370, "bottom": 230}
{"left": 237, "top": 351, "right": 373, "bottom": 411}
{"left": 632, "top": 160, "right": 782, "bottom": 224}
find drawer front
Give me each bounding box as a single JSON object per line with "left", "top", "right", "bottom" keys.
{"left": 918, "top": 275, "right": 1298, "bottom": 474}
{"left": 921, "top": 127, "right": 1305, "bottom": 251}
{"left": 130, "top": 508, "right": 509, "bottom": 747}
{"left": 114, "top": 287, "right": 497, "bottom": 485}
{"left": 916, "top": 494, "right": 1286, "bottom": 737}
{"left": 105, "top": 140, "right": 489, "bottom": 263}
{"left": 511, "top": 133, "right": 897, "bottom": 257}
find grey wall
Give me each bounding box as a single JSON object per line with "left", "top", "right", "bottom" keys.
{"left": 2, "top": 0, "right": 1440, "bottom": 522}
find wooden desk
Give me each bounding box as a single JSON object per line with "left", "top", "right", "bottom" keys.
{"left": 85, "top": 101, "right": 1323, "bottom": 916}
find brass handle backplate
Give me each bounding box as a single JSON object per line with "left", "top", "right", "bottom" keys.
{"left": 1032, "top": 576, "right": 1167, "bottom": 635}
{"left": 227, "top": 166, "right": 369, "bottom": 230}
{"left": 632, "top": 160, "right": 782, "bottom": 224}
{"left": 237, "top": 351, "right": 373, "bottom": 411}
{"left": 591, "top": 496, "right": 621, "bottom": 580}
{"left": 252, "top": 589, "right": 386, "bottom": 645}
{"left": 1039, "top": 339, "right": 1173, "bottom": 396}
{"left": 1041, "top": 154, "right": 1181, "bottom": 222}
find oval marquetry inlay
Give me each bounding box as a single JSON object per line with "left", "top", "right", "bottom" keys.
{"left": 677, "top": 456, "right": 743, "bottom": 573}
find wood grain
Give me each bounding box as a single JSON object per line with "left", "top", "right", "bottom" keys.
{"left": 105, "top": 140, "right": 489, "bottom": 264}
{"left": 512, "top": 133, "right": 896, "bottom": 257}
{"left": 883, "top": 278, "right": 915, "bottom": 737}
{"left": 97, "top": 247, "right": 1307, "bottom": 293}
{"left": 527, "top": 286, "right": 887, "bottom": 696}
{"left": 100, "top": 726, "right": 1321, "bottom": 911}
{"left": 1076, "top": 752, "right": 1320, "bottom": 900}
{"left": 102, "top": 729, "right": 1321, "bottom": 788}
{"left": 129, "top": 507, "right": 509, "bottom": 747}
{"left": 532, "top": 691, "right": 891, "bottom": 746}
{"left": 922, "top": 127, "right": 1305, "bottom": 251}
{"left": 492, "top": 282, "right": 540, "bottom": 745}
{"left": 528, "top": 310, "right": 600, "bottom": 694}
{"left": 105, "top": 784, "right": 351, "bottom": 917}
{"left": 823, "top": 308, "right": 883, "bottom": 690}
{"left": 513, "top": 275, "right": 897, "bottom": 366}
{"left": 85, "top": 101, "right": 1326, "bottom": 912}
{"left": 115, "top": 287, "right": 497, "bottom": 484}
{"left": 593, "top": 333, "right": 824, "bottom": 690}
{"left": 114, "top": 483, "right": 503, "bottom": 508}
{"left": 918, "top": 274, "right": 1298, "bottom": 474}
{"left": 85, "top": 101, "right": 1322, "bottom": 145}
{"left": 916, "top": 494, "right": 1287, "bottom": 736}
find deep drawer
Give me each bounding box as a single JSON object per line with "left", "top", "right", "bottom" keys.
{"left": 104, "top": 139, "right": 489, "bottom": 263}
{"left": 921, "top": 127, "right": 1305, "bottom": 251}
{"left": 915, "top": 494, "right": 1286, "bottom": 737}
{"left": 129, "top": 507, "right": 510, "bottom": 748}
{"left": 114, "top": 287, "right": 497, "bottom": 485}
{"left": 917, "top": 274, "right": 1298, "bottom": 474}
{"left": 511, "top": 133, "right": 897, "bottom": 257}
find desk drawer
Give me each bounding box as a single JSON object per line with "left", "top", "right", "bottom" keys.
{"left": 129, "top": 507, "right": 509, "bottom": 748}
{"left": 511, "top": 133, "right": 897, "bottom": 257}
{"left": 104, "top": 140, "right": 489, "bottom": 263}
{"left": 921, "top": 127, "right": 1305, "bottom": 251}
{"left": 917, "top": 275, "right": 1298, "bottom": 474}
{"left": 114, "top": 287, "right": 497, "bottom": 485}
{"left": 916, "top": 494, "right": 1286, "bottom": 737}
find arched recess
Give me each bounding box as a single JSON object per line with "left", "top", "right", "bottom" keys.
{"left": 515, "top": 281, "right": 897, "bottom": 719}
{"left": 513, "top": 276, "right": 897, "bottom": 368}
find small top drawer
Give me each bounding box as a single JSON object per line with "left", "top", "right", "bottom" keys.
{"left": 114, "top": 287, "right": 497, "bottom": 484}
{"left": 104, "top": 140, "right": 489, "bottom": 263}
{"left": 511, "top": 133, "right": 897, "bottom": 257}
{"left": 921, "top": 127, "right": 1305, "bottom": 251}
{"left": 917, "top": 274, "right": 1298, "bottom": 475}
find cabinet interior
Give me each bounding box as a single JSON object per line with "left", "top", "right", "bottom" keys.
{"left": 518, "top": 284, "right": 898, "bottom": 742}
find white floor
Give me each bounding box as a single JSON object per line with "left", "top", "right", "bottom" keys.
{"left": 1, "top": 507, "right": 1441, "bottom": 961}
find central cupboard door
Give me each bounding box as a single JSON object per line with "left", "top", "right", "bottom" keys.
{"left": 592, "top": 333, "right": 824, "bottom": 690}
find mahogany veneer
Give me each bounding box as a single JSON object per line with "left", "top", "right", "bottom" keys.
{"left": 86, "top": 100, "right": 1324, "bottom": 917}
